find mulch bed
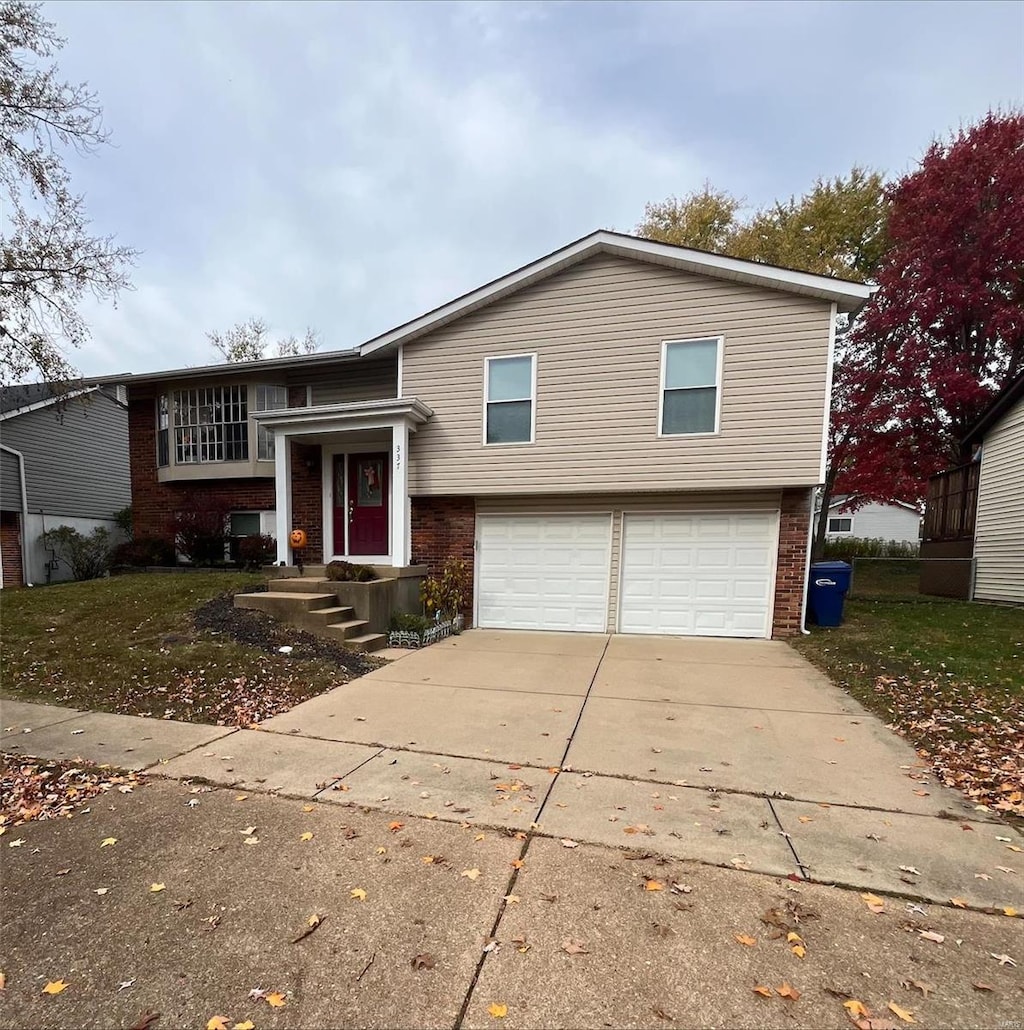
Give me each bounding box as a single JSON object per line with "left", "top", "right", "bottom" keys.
{"left": 193, "top": 593, "right": 381, "bottom": 678}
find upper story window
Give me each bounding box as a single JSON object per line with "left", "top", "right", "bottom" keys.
{"left": 659, "top": 337, "right": 722, "bottom": 436}
{"left": 828, "top": 517, "right": 853, "bottom": 533}
{"left": 156, "top": 395, "right": 169, "bottom": 467}
{"left": 484, "top": 354, "right": 535, "bottom": 445}
{"left": 173, "top": 385, "right": 248, "bottom": 464}
{"left": 255, "top": 385, "right": 289, "bottom": 460}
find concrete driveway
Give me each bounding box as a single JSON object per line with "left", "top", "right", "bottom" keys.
{"left": 157, "top": 629, "right": 1020, "bottom": 910}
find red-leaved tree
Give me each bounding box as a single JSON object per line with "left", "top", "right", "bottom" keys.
{"left": 817, "top": 111, "right": 1024, "bottom": 555}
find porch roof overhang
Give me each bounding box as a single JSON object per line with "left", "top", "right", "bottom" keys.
{"left": 252, "top": 396, "right": 433, "bottom": 437}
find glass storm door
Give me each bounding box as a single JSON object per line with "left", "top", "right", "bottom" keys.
{"left": 334, "top": 453, "right": 389, "bottom": 556}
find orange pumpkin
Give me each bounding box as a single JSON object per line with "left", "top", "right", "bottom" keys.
{"left": 289, "top": 528, "right": 307, "bottom": 549}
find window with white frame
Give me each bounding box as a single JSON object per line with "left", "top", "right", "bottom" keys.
{"left": 255, "top": 385, "right": 288, "bottom": 460}
{"left": 828, "top": 516, "right": 853, "bottom": 533}
{"left": 660, "top": 337, "right": 721, "bottom": 436}
{"left": 156, "top": 395, "right": 169, "bottom": 467}
{"left": 484, "top": 354, "right": 535, "bottom": 444}
{"left": 173, "top": 385, "right": 248, "bottom": 463}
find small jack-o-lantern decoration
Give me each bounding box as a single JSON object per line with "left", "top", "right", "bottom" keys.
{"left": 289, "top": 528, "right": 307, "bottom": 550}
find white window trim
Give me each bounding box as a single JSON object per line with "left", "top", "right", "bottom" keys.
{"left": 657, "top": 336, "right": 724, "bottom": 438}
{"left": 482, "top": 352, "right": 537, "bottom": 447}
{"left": 827, "top": 516, "right": 854, "bottom": 534}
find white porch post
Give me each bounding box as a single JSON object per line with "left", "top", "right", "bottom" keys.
{"left": 274, "top": 433, "right": 293, "bottom": 565}
{"left": 391, "top": 420, "right": 410, "bottom": 566}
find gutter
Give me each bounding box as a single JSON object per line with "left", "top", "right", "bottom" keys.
{"left": 0, "top": 443, "right": 33, "bottom": 586}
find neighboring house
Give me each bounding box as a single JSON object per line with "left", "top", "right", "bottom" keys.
{"left": 921, "top": 369, "right": 1024, "bottom": 603}
{"left": 107, "top": 230, "right": 871, "bottom": 638}
{"left": 0, "top": 385, "right": 131, "bottom": 587}
{"left": 820, "top": 496, "right": 921, "bottom": 544}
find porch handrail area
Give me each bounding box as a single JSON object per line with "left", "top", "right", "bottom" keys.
{"left": 923, "top": 461, "right": 980, "bottom": 542}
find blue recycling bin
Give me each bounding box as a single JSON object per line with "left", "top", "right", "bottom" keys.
{"left": 808, "top": 561, "right": 852, "bottom": 627}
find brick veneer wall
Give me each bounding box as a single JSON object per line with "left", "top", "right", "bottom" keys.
{"left": 127, "top": 390, "right": 322, "bottom": 550}
{"left": 772, "top": 486, "right": 813, "bottom": 638}
{"left": 411, "top": 496, "right": 476, "bottom": 620}
{"left": 1, "top": 511, "right": 23, "bottom": 587}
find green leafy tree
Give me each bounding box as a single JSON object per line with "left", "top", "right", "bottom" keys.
{"left": 636, "top": 168, "right": 888, "bottom": 283}
{"left": 0, "top": 1, "right": 135, "bottom": 388}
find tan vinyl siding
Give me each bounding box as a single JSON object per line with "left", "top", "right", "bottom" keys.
{"left": 403, "top": 254, "right": 833, "bottom": 495}
{"left": 973, "top": 394, "right": 1024, "bottom": 603}
{"left": 306, "top": 356, "right": 398, "bottom": 406}
{"left": 476, "top": 490, "right": 781, "bottom": 630}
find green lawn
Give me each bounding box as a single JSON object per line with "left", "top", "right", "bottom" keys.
{"left": 1, "top": 573, "right": 373, "bottom": 726}
{"left": 792, "top": 597, "right": 1023, "bottom": 816}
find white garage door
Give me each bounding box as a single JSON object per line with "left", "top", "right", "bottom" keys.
{"left": 619, "top": 512, "right": 777, "bottom": 638}
{"left": 477, "top": 515, "right": 612, "bottom": 632}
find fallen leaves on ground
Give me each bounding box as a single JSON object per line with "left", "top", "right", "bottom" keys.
{"left": 752, "top": 986, "right": 773, "bottom": 998}
{"left": 644, "top": 879, "right": 664, "bottom": 892}
{"left": 869, "top": 673, "right": 1024, "bottom": 815}
{"left": 299, "top": 832, "right": 313, "bottom": 841}
{"left": 149, "top": 883, "right": 166, "bottom": 893}
{"left": 461, "top": 868, "right": 481, "bottom": 881}
{"left": 843, "top": 1000, "right": 869, "bottom": 1019}
{"left": 777, "top": 983, "right": 800, "bottom": 1001}
{"left": 861, "top": 893, "right": 885, "bottom": 914}
{"left": 100, "top": 837, "right": 117, "bottom": 848}
{"left": 233, "top": 1022, "right": 255, "bottom": 1030}
{"left": 350, "top": 888, "right": 367, "bottom": 901}
{"left": 41, "top": 980, "right": 68, "bottom": 995}
{"left": 561, "top": 938, "right": 588, "bottom": 955}
{"left": 265, "top": 992, "right": 286, "bottom": 1008}
{"left": 734, "top": 934, "right": 757, "bottom": 947}
{"left": 411, "top": 953, "right": 435, "bottom": 971}
{"left": 887, "top": 1002, "right": 916, "bottom": 1023}
{"left": 291, "top": 913, "right": 324, "bottom": 943}
{"left": 487, "top": 1003, "right": 508, "bottom": 1019}
{"left": 0, "top": 754, "right": 144, "bottom": 829}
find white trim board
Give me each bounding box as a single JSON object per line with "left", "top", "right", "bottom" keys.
{"left": 360, "top": 230, "right": 874, "bottom": 357}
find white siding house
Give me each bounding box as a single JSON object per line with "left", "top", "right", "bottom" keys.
{"left": 823, "top": 498, "right": 921, "bottom": 544}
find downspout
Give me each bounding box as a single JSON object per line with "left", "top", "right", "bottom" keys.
{"left": 800, "top": 493, "right": 815, "bottom": 634}
{"left": 0, "top": 443, "right": 33, "bottom": 587}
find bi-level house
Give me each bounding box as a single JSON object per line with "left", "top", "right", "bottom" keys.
{"left": 109, "top": 231, "right": 871, "bottom": 641}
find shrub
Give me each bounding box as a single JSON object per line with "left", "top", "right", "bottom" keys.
{"left": 389, "top": 612, "right": 434, "bottom": 634}
{"left": 171, "top": 494, "right": 231, "bottom": 566}
{"left": 238, "top": 533, "right": 276, "bottom": 571}
{"left": 111, "top": 536, "right": 177, "bottom": 567}
{"left": 113, "top": 505, "right": 133, "bottom": 539}
{"left": 421, "top": 558, "right": 470, "bottom": 620}
{"left": 40, "top": 526, "right": 114, "bottom": 581}
{"left": 822, "top": 536, "right": 920, "bottom": 561}
{"left": 325, "top": 559, "right": 377, "bottom": 582}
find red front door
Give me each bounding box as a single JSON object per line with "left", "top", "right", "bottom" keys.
{"left": 334, "top": 453, "right": 389, "bottom": 556}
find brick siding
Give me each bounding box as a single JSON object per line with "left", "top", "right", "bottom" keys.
{"left": 127, "top": 390, "right": 322, "bottom": 550}
{"left": 772, "top": 486, "right": 813, "bottom": 638}
{"left": 1, "top": 511, "right": 23, "bottom": 587}
{"left": 411, "top": 496, "right": 476, "bottom": 620}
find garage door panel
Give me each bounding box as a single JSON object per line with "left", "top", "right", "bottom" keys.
{"left": 620, "top": 512, "right": 777, "bottom": 638}
{"left": 477, "top": 515, "right": 611, "bottom": 632}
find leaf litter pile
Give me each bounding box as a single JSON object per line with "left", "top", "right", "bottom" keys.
{"left": 874, "top": 674, "right": 1024, "bottom": 817}
{"left": 0, "top": 753, "right": 144, "bottom": 829}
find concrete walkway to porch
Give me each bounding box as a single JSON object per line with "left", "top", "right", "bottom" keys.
{"left": 3, "top": 631, "right": 1020, "bottom": 913}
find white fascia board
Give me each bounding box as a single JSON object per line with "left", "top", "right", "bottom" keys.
{"left": 359, "top": 230, "right": 875, "bottom": 357}
{"left": 0, "top": 387, "right": 98, "bottom": 422}
{"left": 252, "top": 396, "right": 433, "bottom": 431}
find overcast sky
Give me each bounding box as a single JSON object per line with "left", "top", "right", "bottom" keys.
{"left": 45, "top": 0, "right": 1024, "bottom": 377}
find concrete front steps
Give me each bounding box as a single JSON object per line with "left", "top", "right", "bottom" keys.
{"left": 234, "top": 580, "right": 386, "bottom": 653}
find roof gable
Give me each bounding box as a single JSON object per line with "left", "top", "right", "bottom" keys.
{"left": 359, "top": 230, "right": 874, "bottom": 357}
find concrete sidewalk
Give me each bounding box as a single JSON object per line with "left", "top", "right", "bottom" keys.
{"left": 3, "top": 629, "right": 1022, "bottom": 913}
{"left": 1, "top": 780, "right": 1021, "bottom": 1030}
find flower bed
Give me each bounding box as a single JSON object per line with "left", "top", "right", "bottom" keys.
{"left": 388, "top": 614, "right": 464, "bottom": 648}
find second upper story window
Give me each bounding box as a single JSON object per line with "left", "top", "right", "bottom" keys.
{"left": 828, "top": 517, "right": 853, "bottom": 533}
{"left": 174, "top": 385, "right": 248, "bottom": 463}
{"left": 660, "top": 337, "right": 722, "bottom": 436}
{"left": 255, "top": 385, "right": 289, "bottom": 460}
{"left": 485, "top": 354, "right": 535, "bottom": 445}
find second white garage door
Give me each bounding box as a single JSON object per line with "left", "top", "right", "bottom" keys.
{"left": 476, "top": 514, "right": 611, "bottom": 632}
{"left": 619, "top": 512, "right": 778, "bottom": 638}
